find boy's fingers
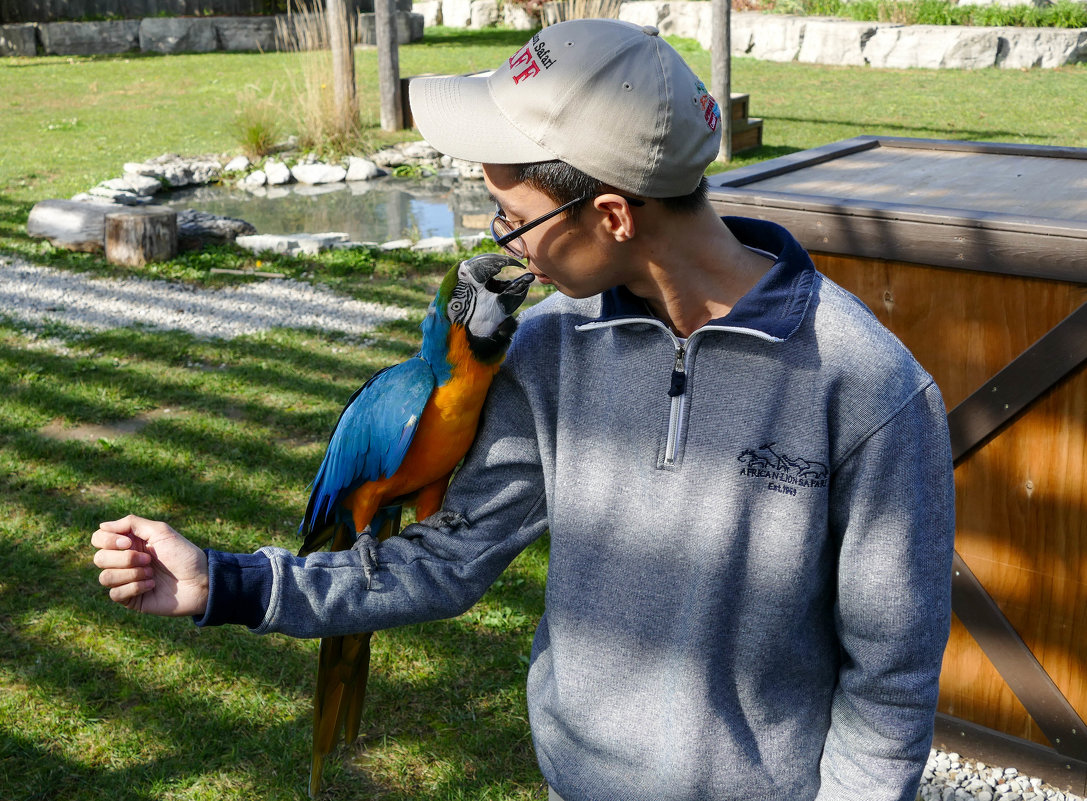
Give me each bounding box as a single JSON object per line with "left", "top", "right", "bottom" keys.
{"left": 98, "top": 567, "right": 152, "bottom": 588}
{"left": 93, "top": 549, "right": 148, "bottom": 569}
{"left": 91, "top": 530, "right": 133, "bottom": 550}
{"left": 109, "top": 581, "right": 152, "bottom": 604}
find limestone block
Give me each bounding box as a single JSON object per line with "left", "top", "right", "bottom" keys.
{"left": 124, "top": 155, "right": 221, "bottom": 188}
{"left": 264, "top": 160, "right": 293, "bottom": 185}
{"left": 997, "top": 27, "right": 1087, "bottom": 69}
{"left": 415, "top": 0, "right": 442, "bottom": 27}
{"left": 660, "top": 1, "right": 709, "bottom": 39}
{"left": 735, "top": 13, "right": 807, "bottom": 62}
{"left": 241, "top": 170, "right": 268, "bottom": 189}
{"left": 89, "top": 186, "right": 153, "bottom": 205}
{"left": 442, "top": 0, "right": 473, "bottom": 28}
{"left": 291, "top": 163, "right": 348, "bottom": 184}
{"left": 236, "top": 232, "right": 350, "bottom": 256}
{"left": 40, "top": 20, "right": 138, "bottom": 56}
{"left": 470, "top": 0, "right": 498, "bottom": 28}
{"left": 0, "top": 23, "right": 38, "bottom": 57}
{"left": 356, "top": 0, "right": 412, "bottom": 11}
{"left": 358, "top": 11, "right": 424, "bottom": 44}
{"left": 503, "top": 3, "right": 539, "bottom": 30}
{"left": 214, "top": 16, "right": 278, "bottom": 52}
{"left": 864, "top": 24, "right": 1000, "bottom": 69}
{"left": 618, "top": 1, "right": 668, "bottom": 29}
{"left": 176, "top": 209, "right": 256, "bottom": 250}
{"left": 139, "top": 18, "right": 219, "bottom": 54}
{"left": 346, "top": 157, "right": 382, "bottom": 181}
{"left": 224, "top": 155, "right": 251, "bottom": 172}
{"left": 101, "top": 174, "right": 164, "bottom": 196}
{"left": 27, "top": 199, "right": 109, "bottom": 252}
{"left": 798, "top": 18, "right": 889, "bottom": 66}
{"left": 409, "top": 12, "right": 425, "bottom": 42}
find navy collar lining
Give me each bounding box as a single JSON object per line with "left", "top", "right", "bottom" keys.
{"left": 593, "top": 217, "right": 816, "bottom": 341}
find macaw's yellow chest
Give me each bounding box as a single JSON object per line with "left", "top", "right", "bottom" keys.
{"left": 373, "top": 327, "right": 502, "bottom": 503}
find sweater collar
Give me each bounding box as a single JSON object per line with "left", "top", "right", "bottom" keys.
{"left": 592, "top": 217, "right": 816, "bottom": 342}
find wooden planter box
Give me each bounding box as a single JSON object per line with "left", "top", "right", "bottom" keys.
{"left": 708, "top": 136, "right": 1087, "bottom": 792}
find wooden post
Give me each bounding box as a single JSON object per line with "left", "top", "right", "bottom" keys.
{"left": 326, "top": 0, "right": 358, "bottom": 137}
{"left": 711, "top": 0, "right": 732, "bottom": 163}
{"left": 104, "top": 207, "right": 178, "bottom": 267}
{"left": 375, "top": 0, "right": 403, "bottom": 131}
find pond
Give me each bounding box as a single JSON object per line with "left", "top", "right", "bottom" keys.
{"left": 158, "top": 176, "right": 496, "bottom": 245}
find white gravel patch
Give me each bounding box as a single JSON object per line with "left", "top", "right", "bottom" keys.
{"left": 0, "top": 255, "right": 409, "bottom": 339}
{"left": 920, "top": 748, "right": 1084, "bottom": 801}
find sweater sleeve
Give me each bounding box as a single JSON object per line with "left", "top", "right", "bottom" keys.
{"left": 197, "top": 362, "right": 549, "bottom": 638}
{"left": 816, "top": 381, "right": 955, "bottom": 801}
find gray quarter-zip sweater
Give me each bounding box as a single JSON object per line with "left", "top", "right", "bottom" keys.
{"left": 198, "top": 217, "right": 955, "bottom": 801}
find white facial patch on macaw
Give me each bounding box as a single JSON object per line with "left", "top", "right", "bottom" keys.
{"left": 450, "top": 262, "right": 514, "bottom": 339}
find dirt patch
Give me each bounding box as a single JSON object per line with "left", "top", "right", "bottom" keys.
{"left": 39, "top": 407, "right": 183, "bottom": 443}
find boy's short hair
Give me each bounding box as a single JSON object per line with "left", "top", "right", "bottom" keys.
{"left": 513, "top": 161, "right": 709, "bottom": 219}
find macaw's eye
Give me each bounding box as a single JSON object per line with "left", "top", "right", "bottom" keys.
{"left": 449, "top": 300, "right": 465, "bottom": 314}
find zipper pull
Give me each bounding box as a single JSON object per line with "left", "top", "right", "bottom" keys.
{"left": 668, "top": 343, "right": 686, "bottom": 397}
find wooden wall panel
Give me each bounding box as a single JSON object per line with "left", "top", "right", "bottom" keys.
{"left": 812, "top": 253, "right": 1086, "bottom": 408}
{"left": 813, "top": 251, "right": 1087, "bottom": 746}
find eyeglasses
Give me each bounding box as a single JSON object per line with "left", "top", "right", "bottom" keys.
{"left": 490, "top": 194, "right": 645, "bottom": 259}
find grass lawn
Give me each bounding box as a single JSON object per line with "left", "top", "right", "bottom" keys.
{"left": 1, "top": 25, "right": 1086, "bottom": 801}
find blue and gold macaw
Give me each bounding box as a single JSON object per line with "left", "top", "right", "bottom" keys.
{"left": 297, "top": 253, "right": 533, "bottom": 797}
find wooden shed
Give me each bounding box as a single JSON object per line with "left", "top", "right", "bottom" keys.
{"left": 708, "top": 136, "right": 1087, "bottom": 792}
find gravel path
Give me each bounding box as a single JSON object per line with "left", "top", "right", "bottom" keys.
{"left": 0, "top": 255, "right": 408, "bottom": 339}
{"left": 2, "top": 257, "right": 1082, "bottom": 801}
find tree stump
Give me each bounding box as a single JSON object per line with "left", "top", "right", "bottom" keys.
{"left": 104, "top": 206, "right": 178, "bottom": 267}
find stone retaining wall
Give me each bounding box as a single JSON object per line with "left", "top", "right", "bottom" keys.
{"left": 3, "top": 1, "right": 1084, "bottom": 68}
{"left": 0, "top": 11, "right": 423, "bottom": 56}
{"left": 618, "top": 1, "right": 1087, "bottom": 69}
{"left": 412, "top": 0, "right": 1087, "bottom": 69}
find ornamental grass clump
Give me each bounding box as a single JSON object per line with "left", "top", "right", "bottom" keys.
{"left": 274, "top": 1, "right": 366, "bottom": 158}
{"left": 232, "top": 84, "right": 284, "bottom": 161}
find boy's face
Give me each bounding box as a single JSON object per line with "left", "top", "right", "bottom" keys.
{"left": 482, "top": 164, "right": 632, "bottom": 300}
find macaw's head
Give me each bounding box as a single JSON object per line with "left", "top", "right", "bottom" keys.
{"left": 433, "top": 253, "right": 534, "bottom": 363}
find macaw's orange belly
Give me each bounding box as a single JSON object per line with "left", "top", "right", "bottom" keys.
{"left": 343, "top": 327, "right": 503, "bottom": 534}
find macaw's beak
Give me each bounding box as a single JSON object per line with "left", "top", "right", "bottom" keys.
{"left": 497, "top": 272, "right": 534, "bottom": 314}
{"left": 462, "top": 253, "right": 535, "bottom": 315}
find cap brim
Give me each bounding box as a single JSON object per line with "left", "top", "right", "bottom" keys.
{"left": 408, "top": 72, "right": 556, "bottom": 166}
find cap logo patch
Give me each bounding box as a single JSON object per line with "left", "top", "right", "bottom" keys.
{"left": 695, "top": 81, "right": 721, "bottom": 133}
{"left": 507, "top": 34, "right": 557, "bottom": 85}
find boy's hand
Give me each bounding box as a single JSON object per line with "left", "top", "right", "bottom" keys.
{"left": 92, "top": 515, "right": 209, "bottom": 617}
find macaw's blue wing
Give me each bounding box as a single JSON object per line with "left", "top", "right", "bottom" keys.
{"left": 299, "top": 356, "right": 435, "bottom": 555}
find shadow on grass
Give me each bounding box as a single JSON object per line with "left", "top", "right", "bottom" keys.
{"left": 767, "top": 113, "right": 1041, "bottom": 142}
{"left": 410, "top": 28, "right": 538, "bottom": 48}
{"left": 0, "top": 317, "right": 548, "bottom": 800}
{"left": 0, "top": 532, "right": 546, "bottom": 800}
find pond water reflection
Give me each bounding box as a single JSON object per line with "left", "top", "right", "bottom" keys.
{"left": 158, "top": 177, "right": 496, "bottom": 244}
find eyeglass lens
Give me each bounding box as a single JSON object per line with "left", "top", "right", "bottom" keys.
{"left": 491, "top": 214, "right": 525, "bottom": 258}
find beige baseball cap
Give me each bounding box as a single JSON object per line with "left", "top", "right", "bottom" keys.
{"left": 408, "top": 18, "right": 722, "bottom": 198}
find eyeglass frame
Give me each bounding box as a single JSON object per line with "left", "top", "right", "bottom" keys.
{"left": 490, "top": 193, "right": 646, "bottom": 258}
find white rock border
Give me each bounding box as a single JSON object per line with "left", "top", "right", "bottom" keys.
{"left": 65, "top": 140, "right": 493, "bottom": 257}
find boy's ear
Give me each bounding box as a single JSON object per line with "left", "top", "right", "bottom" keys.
{"left": 592, "top": 194, "right": 637, "bottom": 243}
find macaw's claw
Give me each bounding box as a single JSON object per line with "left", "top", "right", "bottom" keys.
{"left": 352, "top": 531, "right": 379, "bottom": 589}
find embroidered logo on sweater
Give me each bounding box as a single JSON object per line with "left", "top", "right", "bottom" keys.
{"left": 737, "top": 442, "right": 828, "bottom": 495}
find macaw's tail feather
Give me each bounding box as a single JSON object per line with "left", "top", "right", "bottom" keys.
{"left": 309, "top": 631, "right": 373, "bottom": 798}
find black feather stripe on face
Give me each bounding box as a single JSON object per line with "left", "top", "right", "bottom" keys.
{"left": 447, "top": 280, "right": 477, "bottom": 325}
